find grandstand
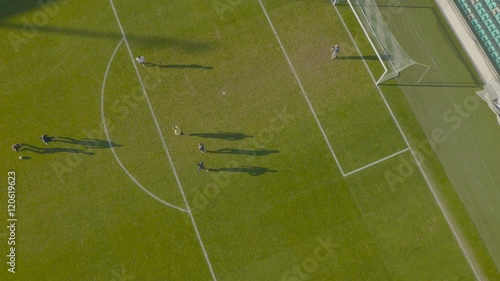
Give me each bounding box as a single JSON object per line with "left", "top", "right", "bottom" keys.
{"left": 450, "top": 0, "right": 500, "bottom": 124}
{"left": 454, "top": 0, "right": 500, "bottom": 74}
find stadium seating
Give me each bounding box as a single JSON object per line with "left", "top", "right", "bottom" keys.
{"left": 454, "top": 0, "right": 500, "bottom": 74}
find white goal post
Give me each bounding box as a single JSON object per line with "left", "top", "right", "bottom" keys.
{"left": 333, "top": 0, "right": 430, "bottom": 84}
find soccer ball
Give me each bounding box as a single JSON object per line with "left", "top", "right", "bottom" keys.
{"left": 19, "top": 156, "right": 23, "bottom": 160}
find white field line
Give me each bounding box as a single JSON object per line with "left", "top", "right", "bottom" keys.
{"left": 258, "top": 1, "right": 393, "bottom": 276}
{"left": 108, "top": 1, "right": 217, "bottom": 280}
{"left": 344, "top": 148, "right": 409, "bottom": 177}
{"left": 101, "top": 38, "right": 188, "bottom": 214}
{"left": 330, "top": 2, "right": 484, "bottom": 280}
{"left": 257, "top": 0, "right": 346, "bottom": 176}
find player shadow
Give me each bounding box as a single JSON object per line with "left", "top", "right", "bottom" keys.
{"left": 189, "top": 131, "right": 254, "bottom": 141}
{"left": 20, "top": 144, "right": 95, "bottom": 155}
{"left": 145, "top": 63, "right": 213, "bottom": 69}
{"left": 54, "top": 137, "right": 122, "bottom": 149}
{"left": 208, "top": 166, "right": 277, "bottom": 176}
{"left": 207, "top": 148, "right": 280, "bottom": 156}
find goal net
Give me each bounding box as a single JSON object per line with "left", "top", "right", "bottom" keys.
{"left": 333, "top": 0, "right": 429, "bottom": 84}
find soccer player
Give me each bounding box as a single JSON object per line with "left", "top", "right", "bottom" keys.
{"left": 331, "top": 44, "right": 339, "bottom": 59}
{"left": 197, "top": 161, "right": 208, "bottom": 172}
{"left": 11, "top": 144, "right": 21, "bottom": 152}
{"left": 173, "top": 126, "right": 183, "bottom": 136}
{"left": 198, "top": 143, "right": 206, "bottom": 153}
{"left": 135, "top": 55, "right": 146, "bottom": 66}
{"left": 39, "top": 134, "right": 54, "bottom": 145}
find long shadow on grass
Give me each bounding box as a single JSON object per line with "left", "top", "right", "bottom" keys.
{"left": 0, "top": 22, "right": 215, "bottom": 53}
{"left": 207, "top": 148, "right": 279, "bottom": 156}
{"left": 429, "top": 7, "right": 483, "bottom": 85}
{"left": 0, "top": 0, "right": 51, "bottom": 21}
{"left": 54, "top": 137, "right": 122, "bottom": 149}
{"left": 21, "top": 144, "right": 94, "bottom": 155}
{"left": 144, "top": 62, "right": 213, "bottom": 69}
{"left": 208, "top": 166, "right": 277, "bottom": 176}
{"left": 189, "top": 131, "right": 253, "bottom": 141}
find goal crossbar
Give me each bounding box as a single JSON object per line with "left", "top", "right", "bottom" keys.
{"left": 333, "top": 0, "right": 430, "bottom": 84}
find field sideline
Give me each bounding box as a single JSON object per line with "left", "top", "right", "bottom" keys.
{"left": 1, "top": 0, "right": 499, "bottom": 280}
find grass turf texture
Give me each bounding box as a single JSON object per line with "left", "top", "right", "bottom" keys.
{"left": 0, "top": 0, "right": 499, "bottom": 280}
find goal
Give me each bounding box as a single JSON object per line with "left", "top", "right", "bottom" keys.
{"left": 333, "top": 0, "right": 429, "bottom": 84}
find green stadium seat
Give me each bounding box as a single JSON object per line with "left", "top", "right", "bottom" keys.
{"left": 453, "top": 0, "right": 500, "bottom": 71}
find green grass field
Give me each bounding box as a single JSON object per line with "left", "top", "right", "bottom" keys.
{"left": 1, "top": 0, "right": 500, "bottom": 280}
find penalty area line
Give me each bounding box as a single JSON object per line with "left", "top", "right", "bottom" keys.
{"left": 108, "top": 1, "right": 218, "bottom": 280}
{"left": 257, "top": 0, "right": 346, "bottom": 177}
{"left": 331, "top": 2, "right": 484, "bottom": 280}
{"left": 101, "top": 38, "right": 188, "bottom": 214}
{"left": 344, "top": 148, "right": 409, "bottom": 177}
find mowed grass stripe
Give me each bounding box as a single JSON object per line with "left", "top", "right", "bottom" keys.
{"left": 379, "top": 0, "right": 500, "bottom": 277}
{"left": 1, "top": 0, "right": 494, "bottom": 280}
{"left": 346, "top": 156, "right": 476, "bottom": 280}
{"left": 334, "top": 3, "right": 486, "bottom": 279}
{"left": 108, "top": 1, "right": 219, "bottom": 279}
{"left": 258, "top": 0, "right": 408, "bottom": 173}
{"left": 109, "top": 0, "right": 399, "bottom": 279}
{"left": 0, "top": 1, "right": 216, "bottom": 280}
{"left": 260, "top": 0, "right": 482, "bottom": 278}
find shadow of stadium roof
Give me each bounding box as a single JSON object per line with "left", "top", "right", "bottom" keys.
{"left": 0, "top": 0, "right": 54, "bottom": 21}
{"left": 0, "top": 1, "right": 216, "bottom": 53}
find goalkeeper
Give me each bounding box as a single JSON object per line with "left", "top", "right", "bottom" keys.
{"left": 331, "top": 44, "right": 339, "bottom": 59}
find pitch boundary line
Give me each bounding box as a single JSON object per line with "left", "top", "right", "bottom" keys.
{"left": 257, "top": 0, "right": 346, "bottom": 176}
{"left": 331, "top": 2, "right": 484, "bottom": 280}
{"left": 100, "top": 38, "right": 188, "bottom": 214}
{"left": 108, "top": 1, "right": 217, "bottom": 280}
{"left": 344, "top": 148, "right": 409, "bottom": 177}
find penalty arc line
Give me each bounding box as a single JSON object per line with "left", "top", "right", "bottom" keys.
{"left": 257, "top": 0, "right": 346, "bottom": 177}
{"left": 330, "top": 2, "right": 484, "bottom": 280}
{"left": 108, "top": 1, "right": 218, "bottom": 280}
{"left": 101, "top": 38, "right": 188, "bottom": 214}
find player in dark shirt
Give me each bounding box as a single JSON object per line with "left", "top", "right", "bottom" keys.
{"left": 198, "top": 143, "right": 206, "bottom": 153}
{"left": 11, "top": 144, "right": 21, "bottom": 152}
{"left": 197, "top": 161, "right": 208, "bottom": 172}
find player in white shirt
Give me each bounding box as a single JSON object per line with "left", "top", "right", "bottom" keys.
{"left": 135, "top": 55, "right": 146, "bottom": 66}
{"left": 331, "top": 44, "right": 339, "bottom": 59}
